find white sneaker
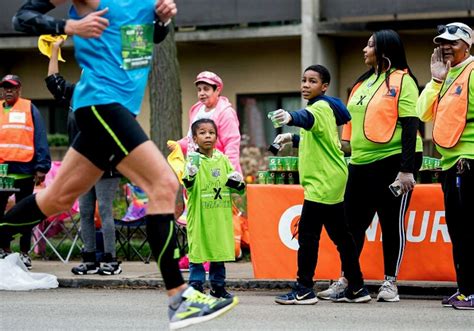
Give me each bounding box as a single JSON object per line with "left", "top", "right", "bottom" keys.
{"left": 317, "top": 277, "right": 348, "bottom": 300}
{"left": 377, "top": 280, "right": 399, "bottom": 302}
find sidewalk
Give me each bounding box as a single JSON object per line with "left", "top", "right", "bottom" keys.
{"left": 31, "top": 259, "right": 456, "bottom": 298}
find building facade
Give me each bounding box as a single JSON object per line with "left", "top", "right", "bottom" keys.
{"left": 1, "top": 0, "right": 473, "bottom": 153}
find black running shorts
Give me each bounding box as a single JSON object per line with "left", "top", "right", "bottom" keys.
{"left": 72, "top": 103, "right": 149, "bottom": 170}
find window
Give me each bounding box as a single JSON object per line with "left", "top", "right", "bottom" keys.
{"left": 32, "top": 100, "right": 69, "bottom": 134}
{"left": 237, "top": 93, "right": 301, "bottom": 148}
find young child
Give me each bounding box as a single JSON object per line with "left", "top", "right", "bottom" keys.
{"left": 183, "top": 118, "right": 245, "bottom": 299}
{"left": 271, "top": 65, "right": 371, "bottom": 304}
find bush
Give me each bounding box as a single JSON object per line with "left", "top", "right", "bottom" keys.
{"left": 47, "top": 133, "right": 69, "bottom": 147}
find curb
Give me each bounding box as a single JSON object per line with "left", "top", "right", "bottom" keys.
{"left": 58, "top": 278, "right": 457, "bottom": 299}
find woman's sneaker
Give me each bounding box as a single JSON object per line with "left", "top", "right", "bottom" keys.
{"left": 317, "top": 277, "right": 348, "bottom": 300}
{"left": 275, "top": 283, "right": 318, "bottom": 305}
{"left": 20, "top": 253, "right": 32, "bottom": 270}
{"left": 71, "top": 262, "right": 100, "bottom": 275}
{"left": 169, "top": 286, "right": 238, "bottom": 330}
{"left": 442, "top": 290, "right": 462, "bottom": 307}
{"left": 99, "top": 260, "right": 122, "bottom": 275}
{"left": 331, "top": 286, "right": 371, "bottom": 303}
{"left": 377, "top": 280, "right": 399, "bottom": 302}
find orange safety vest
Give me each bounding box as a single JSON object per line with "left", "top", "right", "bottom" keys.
{"left": 432, "top": 61, "right": 474, "bottom": 149}
{"left": 349, "top": 70, "right": 406, "bottom": 144}
{"left": 0, "top": 97, "right": 35, "bottom": 162}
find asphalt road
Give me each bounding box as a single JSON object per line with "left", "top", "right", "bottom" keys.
{"left": 1, "top": 289, "right": 473, "bottom": 330}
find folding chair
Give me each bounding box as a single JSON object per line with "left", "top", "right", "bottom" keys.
{"left": 114, "top": 183, "right": 151, "bottom": 263}
{"left": 30, "top": 208, "right": 81, "bottom": 263}
{"left": 29, "top": 161, "right": 82, "bottom": 263}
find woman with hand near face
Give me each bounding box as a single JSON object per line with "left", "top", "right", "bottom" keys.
{"left": 417, "top": 22, "right": 474, "bottom": 310}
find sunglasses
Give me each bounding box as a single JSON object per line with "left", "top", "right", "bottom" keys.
{"left": 437, "top": 25, "right": 471, "bottom": 38}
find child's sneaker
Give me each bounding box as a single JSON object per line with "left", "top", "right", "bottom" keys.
{"left": 189, "top": 282, "right": 205, "bottom": 294}
{"left": 331, "top": 286, "right": 371, "bottom": 303}
{"left": 452, "top": 294, "right": 474, "bottom": 310}
{"left": 169, "top": 286, "right": 238, "bottom": 330}
{"left": 377, "top": 280, "right": 399, "bottom": 302}
{"left": 275, "top": 283, "right": 318, "bottom": 305}
{"left": 442, "top": 290, "right": 462, "bottom": 307}
{"left": 20, "top": 253, "right": 32, "bottom": 270}
{"left": 210, "top": 286, "right": 234, "bottom": 299}
{"left": 317, "top": 277, "right": 348, "bottom": 300}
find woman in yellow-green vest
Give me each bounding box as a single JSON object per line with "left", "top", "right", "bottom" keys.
{"left": 417, "top": 22, "right": 474, "bottom": 310}
{"left": 319, "top": 30, "right": 423, "bottom": 303}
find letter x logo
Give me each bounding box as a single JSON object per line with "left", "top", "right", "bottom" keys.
{"left": 357, "top": 95, "right": 366, "bottom": 105}
{"left": 213, "top": 188, "right": 222, "bottom": 200}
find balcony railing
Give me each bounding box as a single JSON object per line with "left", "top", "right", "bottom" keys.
{"left": 320, "top": 0, "right": 474, "bottom": 21}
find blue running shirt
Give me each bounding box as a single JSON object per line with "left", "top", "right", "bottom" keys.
{"left": 70, "top": 0, "right": 155, "bottom": 115}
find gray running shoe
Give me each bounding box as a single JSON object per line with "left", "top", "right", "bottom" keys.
{"left": 377, "top": 280, "right": 400, "bottom": 302}
{"left": 169, "top": 286, "right": 238, "bottom": 330}
{"left": 71, "top": 262, "right": 100, "bottom": 275}
{"left": 317, "top": 277, "right": 348, "bottom": 300}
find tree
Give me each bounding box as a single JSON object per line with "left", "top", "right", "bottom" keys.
{"left": 149, "top": 22, "right": 182, "bottom": 153}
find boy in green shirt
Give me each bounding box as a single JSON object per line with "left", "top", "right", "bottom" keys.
{"left": 272, "top": 65, "right": 370, "bottom": 304}
{"left": 183, "top": 118, "right": 245, "bottom": 299}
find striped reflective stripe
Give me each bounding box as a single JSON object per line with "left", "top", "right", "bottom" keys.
{"left": 0, "top": 219, "right": 42, "bottom": 227}
{"left": 395, "top": 193, "right": 409, "bottom": 276}
{"left": 0, "top": 144, "right": 33, "bottom": 150}
{"left": 157, "top": 221, "right": 174, "bottom": 266}
{"left": 90, "top": 105, "right": 129, "bottom": 155}
{"left": 1, "top": 124, "right": 34, "bottom": 131}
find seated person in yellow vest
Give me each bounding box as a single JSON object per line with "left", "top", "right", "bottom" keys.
{"left": 338, "top": 30, "right": 423, "bottom": 303}
{"left": 417, "top": 22, "right": 474, "bottom": 310}
{"left": 0, "top": 74, "right": 51, "bottom": 269}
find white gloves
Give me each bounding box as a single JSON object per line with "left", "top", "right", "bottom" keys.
{"left": 431, "top": 47, "right": 451, "bottom": 82}
{"left": 271, "top": 109, "right": 292, "bottom": 126}
{"left": 228, "top": 171, "right": 243, "bottom": 182}
{"left": 274, "top": 133, "right": 293, "bottom": 146}
{"left": 186, "top": 163, "right": 198, "bottom": 177}
{"left": 395, "top": 172, "right": 416, "bottom": 194}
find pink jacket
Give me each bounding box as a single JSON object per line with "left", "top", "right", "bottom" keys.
{"left": 178, "top": 96, "right": 242, "bottom": 173}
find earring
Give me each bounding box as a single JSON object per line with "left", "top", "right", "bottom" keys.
{"left": 382, "top": 55, "right": 392, "bottom": 71}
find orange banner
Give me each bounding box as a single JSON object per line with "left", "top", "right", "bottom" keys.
{"left": 247, "top": 184, "right": 455, "bottom": 281}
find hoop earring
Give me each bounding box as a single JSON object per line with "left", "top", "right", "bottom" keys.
{"left": 382, "top": 55, "right": 392, "bottom": 71}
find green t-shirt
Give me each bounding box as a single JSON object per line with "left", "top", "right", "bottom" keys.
{"left": 417, "top": 58, "right": 474, "bottom": 170}
{"left": 347, "top": 71, "right": 423, "bottom": 165}
{"left": 298, "top": 100, "right": 348, "bottom": 204}
{"left": 183, "top": 150, "right": 235, "bottom": 263}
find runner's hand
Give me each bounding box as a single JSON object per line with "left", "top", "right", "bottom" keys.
{"left": 227, "top": 171, "right": 243, "bottom": 183}
{"left": 396, "top": 172, "right": 416, "bottom": 194}
{"left": 155, "top": 0, "right": 177, "bottom": 23}
{"left": 274, "top": 133, "right": 293, "bottom": 146}
{"left": 64, "top": 8, "right": 109, "bottom": 38}
{"left": 271, "top": 109, "right": 292, "bottom": 126}
{"left": 431, "top": 47, "right": 450, "bottom": 82}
